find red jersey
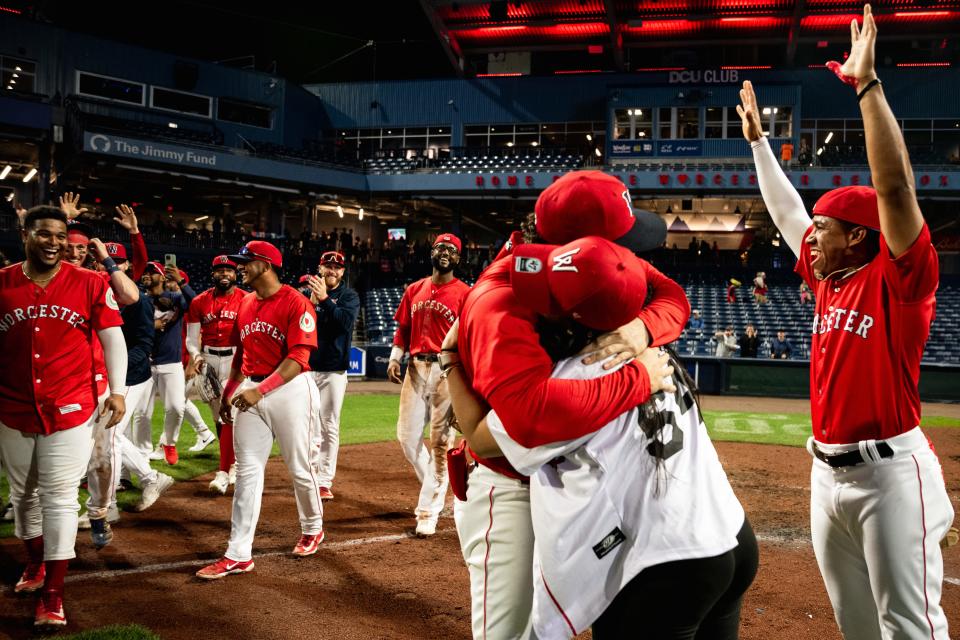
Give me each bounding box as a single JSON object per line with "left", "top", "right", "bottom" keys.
{"left": 459, "top": 245, "right": 689, "bottom": 476}
{"left": 0, "top": 262, "right": 123, "bottom": 434}
{"left": 232, "top": 285, "right": 317, "bottom": 377}
{"left": 796, "top": 223, "right": 938, "bottom": 444}
{"left": 187, "top": 287, "right": 245, "bottom": 348}
{"left": 392, "top": 276, "right": 470, "bottom": 356}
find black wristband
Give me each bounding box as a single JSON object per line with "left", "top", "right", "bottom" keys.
{"left": 102, "top": 257, "right": 120, "bottom": 274}
{"left": 857, "top": 78, "right": 881, "bottom": 103}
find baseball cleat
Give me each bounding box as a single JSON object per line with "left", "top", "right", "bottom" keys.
{"left": 34, "top": 592, "right": 66, "bottom": 627}
{"left": 162, "top": 444, "right": 179, "bottom": 465}
{"left": 148, "top": 446, "right": 164, "bottom": 461}
{"left": 1, "top": 501, "right": 13, "bottom": 521}
{"left": 209, "top": 471, "right": 229, "bottom": 495}
{"left": 78, "top": 504, "right": 121, "bottom": 530}
{"left": 318, "top": 486, "right": 334, "bottom": 501}
{"left": 292, "top": 531, "right": 325, "bottom": 557}
{"left": 134, "top": 473, "right": 174, "bottom": 512}
{"left": 415, "top": 518, "right": 438, "bottom": 538}
{"left": 115, "top": 478, "right": 134, "bottom": 493}
{"left": 196, "top": 557, "right": 254, "bottom": 580}
{"left": 188, "top": 431, "right": 217, "bottom": 453}
{"left": 228, "top": 463, "right": 237, "bottom": 486}
{"left": 14, "top": 563, "right": 45, "bottom": 593}
{"left": 89, "top": 518, "right": 113, "bottom": 549}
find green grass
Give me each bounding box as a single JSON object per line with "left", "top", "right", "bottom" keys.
{"left": 1, "top": 395, "right": 956, "bottom": 539}
{"left": 60, "top": 625, "right": 160, "bottom": 640}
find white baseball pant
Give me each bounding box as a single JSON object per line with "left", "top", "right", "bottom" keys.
{"left": 311, "top": 370, "right": 348, "bottom": 488}
{"left": 225, "top": 373, "right": 324, "bottom": 562}
{"left": 0, "top": 412, "right": 96, "bottom": 560}
{"left": 133, "top": 362, "right": 186, "bottom": 452}
{"left": 183, "top": 398, "right": 213, "bottom": 440}
{"left": 201, "top": 348, "right": 236, "bottom": 423}
{"left": 85, "top": 391, "right": 119, "bottom": 520}
{"left": 396, "top": 358, "right": 456, "bottom": 525}
{"left": 454, "top": 464, "right": 535, "bottom": 640}
{"left": 809, "top": 427, "right": 954, "bottom": 640}
{"left": 115, "top": 379, "right": 161, "bottom": 489}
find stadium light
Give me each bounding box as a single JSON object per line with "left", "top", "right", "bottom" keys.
{"left": 530, "top": 141, "right": 539, "bottom": 147}
{"left": 762, "top": 107, "right": 771, "bottom": 115}
{"left": 168, "top": 122, "right": 178, "bottom": 129}
{"left": 586, "top": 133, "right": 593, "bottom": 141}
{"left": 5, "top": 192, "right": 13, "bottom": 201}
{"left": 506, "top": 141, "right": 514, "bottom": 147}
{"left": 594, "top": 147, "right": 602, "bottom": 157}
{"left": 0, "top": 165, "right": 10, "bottom": 179}
{"left": 22, "top": 168, "right": 37, "bottom": 182}
{"left": 358, "top": 207, "right": 364, "bottom": 221}
{"left": 817, "top": 147, "right": 824, "bottom": 156}
{"left": 824, "top": 131, "right": 834, "bottom": 144}
{"left": 336, "top": 205, "right": 344, "bottom": 218}
{"left": 195, "top": 216, "right": 209, "bottom": 222}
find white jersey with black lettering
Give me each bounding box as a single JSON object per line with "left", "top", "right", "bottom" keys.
{"left": 487, "top": 356, "right": 745, "bottom": 639}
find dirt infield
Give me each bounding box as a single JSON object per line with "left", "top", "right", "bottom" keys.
{"left": 1, "top": 408, "right": 959, "bottom": 638}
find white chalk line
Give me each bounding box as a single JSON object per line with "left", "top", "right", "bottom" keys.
{"left": 63, "top": 531, "right": 416, "bottom": 584}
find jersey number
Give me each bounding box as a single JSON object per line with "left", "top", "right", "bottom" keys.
{"left": 637, "top": 386, "right": 693, "bottom": 462}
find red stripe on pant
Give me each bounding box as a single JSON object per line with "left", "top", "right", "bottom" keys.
{"left": 218, "top": 422, "right": 235, "bottom": 472}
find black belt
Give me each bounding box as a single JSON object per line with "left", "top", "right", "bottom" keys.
{"left": 205, "top": 347, "right": 234, "bottom": 357}
{"left": 813, "top": 441, "right": 894, "bottom": 468}
{"left": 249, "top": 374, "right": 268, "bottom": 382}
{"left": 413, "top": 353, "right": 439, "bottom": 362}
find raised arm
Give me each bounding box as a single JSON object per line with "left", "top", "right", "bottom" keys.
{"left": 738, "top": 81, "right": 810, "bottom": 257}
{"left": 828, "top": 4, "right": 923, "bottom": 257}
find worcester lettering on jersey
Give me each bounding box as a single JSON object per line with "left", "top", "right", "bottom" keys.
{"left": 392, "top": 276, "right": 470, "bottom": 356}
{"left": 201, "top": 309, "right": 237, "bottom": 323}
{"left": 796, "top": 224, "right": 938, "bottom": 444}
{"left": 239, "top": 319, "right": 286, "bottom": 343}
{"left": 409, "top": 298, "right": 457, "bottom": 325}
{"left": 0, "top": 304, "right": 87, "bottom": 331}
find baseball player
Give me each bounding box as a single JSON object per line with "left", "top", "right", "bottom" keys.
{"left": 387, "top": 233, "right": 470, "bottom": 537}
{"left": 739, "top": 8, "right": 953, "bottom": 636}
{"left": 304, "top": 251, "right": 360, "bottom": 499}
{"left": 0, "top": 206, "right": 126, "bottom": 627}
{"left": 196, "top": 240, "right": 324, "bottom": 580}
{"left": 443, "top": 171, "right": 691, "bottom": 639}
{"left": 137, "top": 261, "right": 197, "bottom": 464}
{"left": 186, "top": 255, "right": 246, "bottom": 494}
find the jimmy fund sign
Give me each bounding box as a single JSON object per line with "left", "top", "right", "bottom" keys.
{"left": 85, "top": 132, "right": 218, "bottom": 167}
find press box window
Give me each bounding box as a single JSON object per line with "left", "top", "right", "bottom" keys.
{"left": 217, "top": 97, "right": 272, "bottom": 129}
{"left": 2, "top": 55, "right": 36, "bottom": 93}
{"left": 151, "top": 87, "right": 212, "bottom": 118}
{"left": 77, "top": 71, "right": 145, "bottom": 106}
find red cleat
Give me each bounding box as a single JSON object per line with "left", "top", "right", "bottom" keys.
{"left": 34, "top": 592, "right": 66, "bottom": 627}
{"left": 292, "top": 531, "right": 324, "bottom": 557}
{"left": 15, "top": 563, "right": 45, "bottom": 593}
{"left": 162, "top": 444, "right": 178, "bottom": 466}
{"left": 318, "top": 486, "right": 334, "bottom": 501}
{"left": 195, "top": 557, "right": 254, "bottom": 580}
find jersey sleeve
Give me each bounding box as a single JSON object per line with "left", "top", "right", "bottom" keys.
{"left": 185, "top": 292, "right": 204, "bottom": 323}
{"left": 635, "top": 261, "right": 691, "bottom": 347}
{"left": 468, "top": 288, "right": 653, "bottom": 449}
{"left": 882, "top": 223, "right": 938, "bottom": 303}
{"left": 486, "top": 409, "right": 593, "bottom": 476}
{"left": 90, "top": 273, "right": 124, "bottom": 331}
{"left": 130, "top": 232, "right": 148, "bottom": 282}
{"left": 285, "top": 293, "right": 319, "bottom": 351}
{"left": 392, "top": 285, "right": 413, "bottom": 350}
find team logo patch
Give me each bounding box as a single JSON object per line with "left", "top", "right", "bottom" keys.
{"left": 299, "top": 311, "right": 316, "bottom": 333}
{"left": 59, "top": 403, "right": 81, "bottom": 415}
{"left": 551, "top": 247, "right": 580, "bottom": 272}
{"left": 105, "top": 288, "right": 119, "bottom": 311}
{"left": 592, "top": 527, "right": 626, "bottom": 559}
{"left": 514, "top": 256, "right": 542, "bottom": 274}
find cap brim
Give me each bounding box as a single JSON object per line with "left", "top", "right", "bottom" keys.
{"left": 613, "top": 210, "right": 667, "bottom": 254}
{"left": 226, "top": 254, "right": 254, "bottom": 264}
{"left": 509, "top": 243, "right": 563, "bottom": 318}
{"left": 66, "top": 222, "right": 94, "bottom": 239}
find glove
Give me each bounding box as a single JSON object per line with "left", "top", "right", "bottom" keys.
{"left": 195, "top": 363, "right": 224, "bottom": 403}
{"left": 941, "top": 526, "right": 959, "bottom": 550}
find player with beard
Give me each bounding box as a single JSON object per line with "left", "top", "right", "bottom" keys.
{"left": 186, "top": 256, "right": 246, "bottom": 494}
{"left": 387, "top": 234, "right": 470, "bottom": 537}
{"left": 304, "top": 251, "right": 360, "bottom": 499}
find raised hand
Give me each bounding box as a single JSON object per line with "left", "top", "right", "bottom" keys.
{"left": 114, "top": 204, "right": 139, "bottom": 233}
{"left": 826, "top": 4, "right": 877, "bottom": 89}
{"left": 59, "top": 192, "right": 88, "bottom": 220}
{"left": 89, "top": 238, "right": 109, "bottom": 262}
{"left": 735, "top": 80, "right": 764, "bottom": 143}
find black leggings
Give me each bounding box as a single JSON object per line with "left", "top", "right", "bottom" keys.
{"left": 592, "top": 518, "right": 759, "bottom": 640}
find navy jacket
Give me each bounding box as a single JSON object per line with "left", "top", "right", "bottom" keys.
{"left": 150, "top": 284, "right": 196, "bottom": 365}
{"left": 307, "top": 282, "right": 360, "bottom": 372}
{"left": 122, "top": 294, "right": 155, "bottom": 386}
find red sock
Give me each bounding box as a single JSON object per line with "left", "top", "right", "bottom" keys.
{"left": 24, "top": 535, "right": 44, "bottom": 565}
{"left": 43, "top": 559, "right": 68, "bottom": 595}
{"left": 218, "top": 422, "right": 235, "bottom": 472}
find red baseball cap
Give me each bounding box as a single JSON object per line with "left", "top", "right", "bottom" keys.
{"left": 66, "top": 221, "right": 93, "bottom": 244}
{"left": 433, "top": 233, "right": 462, "bottom": 253}
{"left": 211, "top": 255, "right": 237, "bottom": 270}
{"left": 534, "top": 171, "right": 666, "bottom": 253}
{"left": 298, "top": 274, "right": 311, "bottom": 284}
{"left": 145, "top": 261, "right": 165, "bottom": 275}
{"left": 320, "top": 251, "right": 346, "bottom": 267}
{"left": 510, "top": 236, "right": 648, "bottom": 331}
{"left": 812, "top": 186, "right": 880, "bottom": 231}
{"left": 105, "top": 242, "right": 128, "bottom": 261}
{"left": 228, "top": 240, "right": 283, "bottom": 268}
{"left": 178, "top": 269, "right": 189, "bottom": 285}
